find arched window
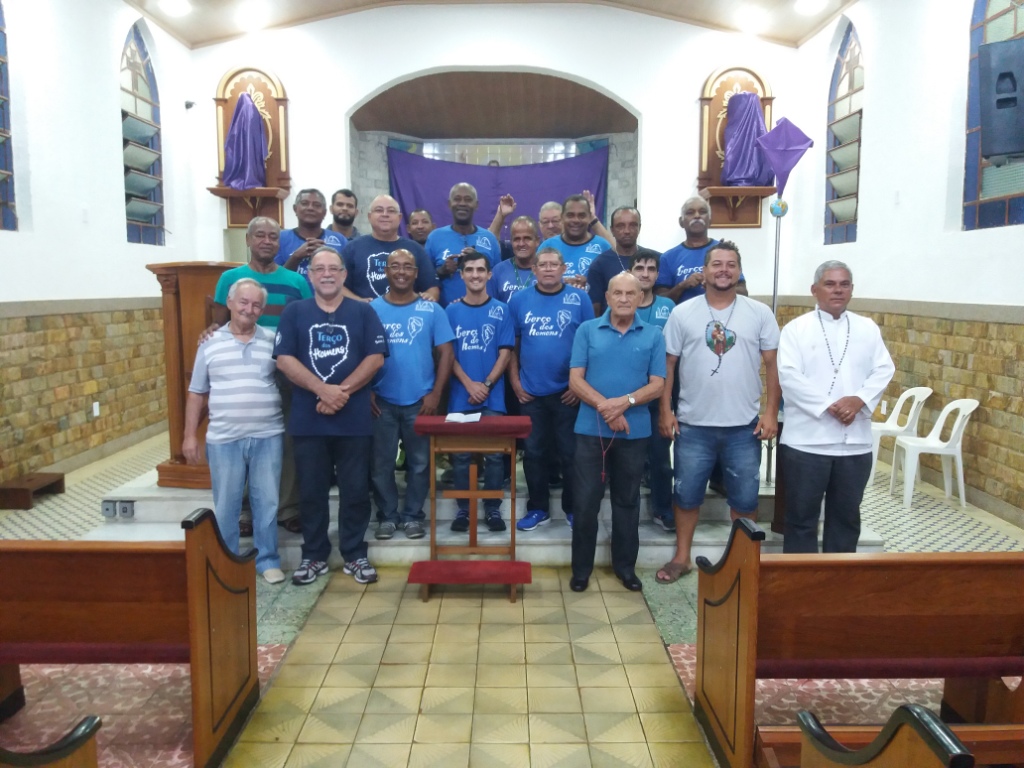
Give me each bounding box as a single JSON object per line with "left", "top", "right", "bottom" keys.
{"left": 824, "top": 22, "right": 863, "bottom": 245}
{"left": 964, "top": 0, "right": 1024, "bottom": 230}
{"left": 120, "top": 22, "right": 164, "bottom": 245}
{"left": 0, "top": 0, "right": 16, "bottom": 231}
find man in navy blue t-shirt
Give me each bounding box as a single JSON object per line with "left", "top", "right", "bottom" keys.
{"left": 274, "top": 247, "right": 387, "bottom": 587}
{"left": 508, "top": 247, "right": 594, "bottom": 532}
{"left": 340, "top": 195, "right": 439, "bottom": 302}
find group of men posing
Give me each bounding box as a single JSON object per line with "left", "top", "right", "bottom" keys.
{"left": 183, "top": 183, "right": 894, "bottom": 591}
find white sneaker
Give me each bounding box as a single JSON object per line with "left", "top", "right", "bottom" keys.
{"left": 262, "top": 567, "right": 286, "bottom": 584}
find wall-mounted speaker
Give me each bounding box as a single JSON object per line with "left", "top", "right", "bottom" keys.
{"left": 979, "top": 37, "right": 1024, "bottom": 162}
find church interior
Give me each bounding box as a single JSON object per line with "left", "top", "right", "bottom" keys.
{"left": 1, "top": 0, "right": 1023, "bottom": 766}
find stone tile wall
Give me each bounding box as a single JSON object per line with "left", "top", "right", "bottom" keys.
{"left": 777, "top": 301, "right": 1024, "bottom": 514}
{"left": 0, "top": 303, "right": 166, "bottom": 484}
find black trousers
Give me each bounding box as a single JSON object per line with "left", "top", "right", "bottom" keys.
{"left": 571, "top": 434, "right": 648, "bottom": 579}
{"left": 781, "top": 445, "right": 872, "bottom": 554}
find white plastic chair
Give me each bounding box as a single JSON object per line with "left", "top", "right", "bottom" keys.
{"left": 889, "top": 398, "right": 980, "bottom": 509}
{"left": 870, "top": 386, "right": 933, "bottom": 483}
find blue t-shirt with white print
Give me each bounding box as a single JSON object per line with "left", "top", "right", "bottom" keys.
{"left": 370, "top": 296, "right": 455, "bottom": 406}
{"left": 445, "top": 297, "right": 515, "bottom": 413}
{"left": 509, "top": 284, "right": 594, "bottom": 397}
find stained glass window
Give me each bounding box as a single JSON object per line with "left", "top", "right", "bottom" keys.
{"left": 121, "top": 22, "right": 164, "bottom": 245}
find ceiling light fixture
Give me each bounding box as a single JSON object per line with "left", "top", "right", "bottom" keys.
{"left": 794, "top": 0, "right": 828, "bottom": 15}
{"left": 158, "top": 0, "right": 192, "bottom": 17}
{"left": 234, "top": 0, "right": 271, "bottom": 33}
{"left": 734, "top": 5, "right": 770, "bottom": 35}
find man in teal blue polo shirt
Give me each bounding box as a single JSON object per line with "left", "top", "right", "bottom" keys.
{"left": 567, "top": 272, "right": 666, "bottom": 593}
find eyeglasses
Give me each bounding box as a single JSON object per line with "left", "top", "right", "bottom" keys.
{"left": 536, "top": 262, "right": 562, "bottom": 271}
{"left": 371, "top": 207, "right": 400, "bottom": 215}
{"left": 310, "top": 266, "right": 343, "bottom": 275}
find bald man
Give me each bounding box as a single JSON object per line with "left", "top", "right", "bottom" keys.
{"left": 567, "top": 272, "right": 666, "bottom": 593}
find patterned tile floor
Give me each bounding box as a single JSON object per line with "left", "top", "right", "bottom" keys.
{"left": 2, "top": 433, "right": 1023, "bottom": 766}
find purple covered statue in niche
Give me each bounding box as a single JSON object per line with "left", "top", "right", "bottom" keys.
{"left": 222, "top": 92, "right": 268, "bottom": 189}
{"left": 721, "top": 91, "right": 774, "bottom": 187}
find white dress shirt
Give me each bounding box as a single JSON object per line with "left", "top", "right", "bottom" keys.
{"left": 778, "top": 307, "right": 895, "bottom": 456}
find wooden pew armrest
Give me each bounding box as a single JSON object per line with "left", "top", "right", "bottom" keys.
{"left": 0, "top": 715, "right": 100, "bottom": 767}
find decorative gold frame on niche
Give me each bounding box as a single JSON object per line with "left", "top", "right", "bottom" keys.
{"left": 207, "top": 67, "right": 291, "bottom": 228}
{"left": 697, "top": 66, "right": 776, "bottom": 228}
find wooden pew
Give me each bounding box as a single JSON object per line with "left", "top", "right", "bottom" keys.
{"left": 693, "top": 520, "right": 1024, "bottom": 768}
{"left": 0, "top": 509, "right": 259, "bottom": 768}
{"left": 0, "top": 716, "right": 100, "bottom": 768}
{"left": 797, "top": 705, "right": 974, "bottom": 768}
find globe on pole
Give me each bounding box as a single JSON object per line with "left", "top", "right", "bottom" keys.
{"left": 769, "top": 198, "right": 789, "bottom": 218}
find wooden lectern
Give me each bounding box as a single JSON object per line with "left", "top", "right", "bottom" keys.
{"left": 147, "top": 262, "right": 235, "bottom": 488}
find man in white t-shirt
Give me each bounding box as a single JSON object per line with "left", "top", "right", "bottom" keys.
{"left": 656, "top": 241, "right": 780, "bottom": 583}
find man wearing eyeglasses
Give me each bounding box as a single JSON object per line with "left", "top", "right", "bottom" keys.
{"left": 274, "top": 247, "right": 388, "bottom": 586}
{"left": 369, "top": 249, "right": 455, "bottom": 541}
{"left": 340, "top": 194, "right": 439, "bottom": 303}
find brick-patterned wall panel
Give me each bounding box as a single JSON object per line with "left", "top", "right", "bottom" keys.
{"left": 0, "top": 309, "right": 167, "bottom": 484}
{"left": 777, "top": 305, "right": 1024, "bottom": 512}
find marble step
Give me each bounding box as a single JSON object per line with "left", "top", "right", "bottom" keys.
{"left": 101, "top": 469, "right": 778, "bottom": 525}
{"left": 79, "top": 518, "right": 884, "bottom": 572}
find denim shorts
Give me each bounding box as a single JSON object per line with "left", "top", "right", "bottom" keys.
{"left": 673, "top": 418, "right": 761, "bottom": 513}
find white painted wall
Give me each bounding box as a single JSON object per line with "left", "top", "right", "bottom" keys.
{"left": 0, "top": 0, "right": 202, "bottom": 302}
{"left": 1, "top": 0, "right": 1017, "bottom": 305}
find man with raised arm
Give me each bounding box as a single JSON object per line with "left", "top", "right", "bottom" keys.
{"left": 274, "top": 247, "right": 387, "bottom": 586}
{"left": 537, "top": 193, "right": 612, "bottom": 286}
{"left": 656, "top": 241, "right": 779, "bottom": 584}
{"left": 778, "top": 260, "right": 894, "bottom": 553}
{"left": 369, "top": 249, "right": 454, "bottom": 541}
{"left": 568, "top": 272, "right": 665, "bottom": 593}
{"left": 488, "top": 215, "right": 539, "bottom": 304}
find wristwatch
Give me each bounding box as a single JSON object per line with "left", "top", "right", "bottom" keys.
{"left": 626, "top": 393, "right": 636, "bottom": 406}
{"left": 483, "top": 380, "right": 493, "bottom": 389}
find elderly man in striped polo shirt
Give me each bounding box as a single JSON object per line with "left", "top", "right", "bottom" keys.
{"left": 183, "top": 278, "right": 287, "bottom": 584}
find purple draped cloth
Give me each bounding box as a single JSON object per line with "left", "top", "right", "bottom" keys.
{"left": 222, "top": 93, "right": 268, "bottom": 190}
{"left": 387, "top": 147, "right": 608, "bottom": 239}
{"left": 755, "top": 118, "right": 814, "bottom": 198}
{"left": 721, "top": 92, "right": 774, "bottom": 187}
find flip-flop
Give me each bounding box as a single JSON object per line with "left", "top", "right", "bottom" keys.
{"left": 655, "top": 561, "right": 692, "bottom": 584}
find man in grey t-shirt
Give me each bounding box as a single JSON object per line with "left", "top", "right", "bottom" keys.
{"left": 655, "top": 241, "right": 781, "bottom": 584}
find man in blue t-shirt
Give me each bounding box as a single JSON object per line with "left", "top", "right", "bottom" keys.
{"left": 369, "top": 249, "right": 454, "bottom": 540}
{"left": 567, "top": 272, "right": 666, "bottom": 593}
{"left": 630, "top": 253, "right": 677, "bottom": 533}
{"left": 538, "top": 194, "right": 611, "bottom": 284}
{"left": 274, "top": 188, "right": 348, "bottom": 284}
{"left": 340, "top": 194, "right": 439, "bottom": 302}
{"left": 508, "top": 247, "right": 595, "bottom": 532}
{"left": 445, "top": 251, "right": 515, "bottom": 534}
{"left": 587, "top": 206, "right": 661, "bottom": 315}
{"left": 274, "top": 247, "right": 387, "bottom": 587}
{"left": 487, "top": 216, "right": 539, "bottom": 304}
{"left": 426, "top": 182, "right": 501, "bottom": 306}
{"left": 655, "top": 196, "right": 746, "bottom": 304}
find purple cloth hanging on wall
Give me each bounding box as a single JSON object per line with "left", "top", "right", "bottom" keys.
{"left": 387, "top": 146, "right": 608, "bottom": 239}
{"left": 721, "top": 92, "right": 775, "bottom": 187}
{"left": 222, "top": 92, "right": 268, "bottom": 190}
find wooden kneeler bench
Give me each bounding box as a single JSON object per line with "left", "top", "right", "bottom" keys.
{"left": 0, "top": 716, "right": 101, "bottom": 768}
{"left": 412, "top": 416, "right": 533, "bottom": 602}
{"left": 0, "top": 473, "right": 65, "bottom": 510}
{"left": 694, "top": 520, "right": 1024, "bottom": 768}
{"left": 0, "top": 509, "right": 259, "bottom": 768}
{"left": 797, "top": 704, "right": 975, "bottom": 768}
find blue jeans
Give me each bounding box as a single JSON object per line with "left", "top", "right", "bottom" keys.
{"left": 521, "top": 392, "right": 577, "bottom": 514}
{"left": 293, "top": 435, "right": 373, "bottom": 562}
{"left": 206, "top": 435, "right": 283, "bottom": 572}
{"left": 673, "top": 419, "right": 761, "bottom": 513}
{"left": 647, "top": 403, "right": 673, "bottom": 519}
{"left": 371, "top": 399, "right": 429, "bottom": 525}
{"left": 453, "top": 407, "right": 504, "bottom": 514}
